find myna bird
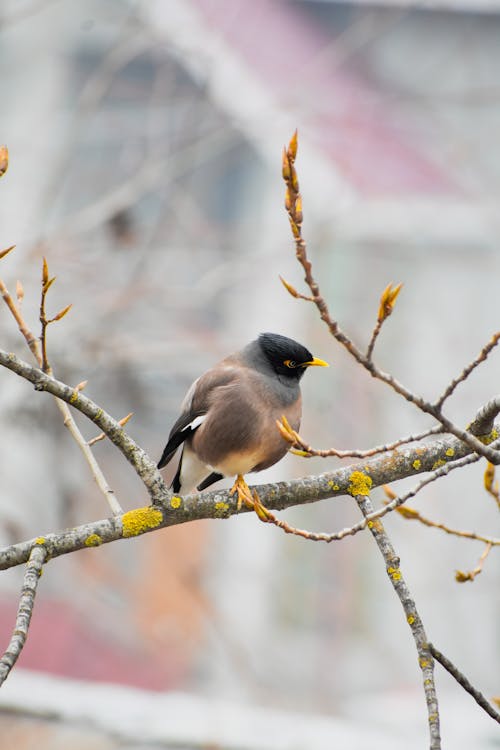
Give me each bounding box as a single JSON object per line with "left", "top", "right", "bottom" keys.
{"left": 158, "top": 332, "right": 328, "bottom": 513}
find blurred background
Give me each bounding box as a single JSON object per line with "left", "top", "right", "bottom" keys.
{"left": 0, "top": 0, "right": 499, "bottom": 747}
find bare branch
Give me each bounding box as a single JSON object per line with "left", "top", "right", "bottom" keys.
{"left": 428, "top": 643, "right": 500, "bottom": 725}
{"left": 435, "top": 332, "right": 500, "bottom": 409}
{"left": 383, "top": 484, "right": 499, "bottom": 548}
{"left": 88, "top": 412, "right": 134, "bottom": 446}
{"left": 0, "top": 349, "right": 161, "bottom": 501}
{"left": 455, "top": 542, "right": 493, "bottom": 583}
{"left": 0, "top": 276, "right": 41, "bottom": 361}
{"left": 278, "top": 417, "right": 444, "bottom": 459}
{"left": 281, "top": 132, "right": 500, "bottom": 466}
{"left": 354, "top": 489, "right": 441, "bottom": 749}
{"left": 0, "top": 274, "right": 122, "bottom": 515}
{"left": 0, "top": 544, "right": 46, "bottom": 686}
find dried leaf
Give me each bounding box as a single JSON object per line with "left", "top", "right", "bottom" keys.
{"left": 0, "top": 146, "right": 9, "bottom": 178}
{"left": 0, "top": 245, "right": 15, "bottom": 261}
{"left": 50, "top": 303, "right": 72, "bottom": 323}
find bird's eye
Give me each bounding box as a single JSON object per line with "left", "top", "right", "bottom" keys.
{"left": 284, "top": 359, "right": 297, "bottom": 368}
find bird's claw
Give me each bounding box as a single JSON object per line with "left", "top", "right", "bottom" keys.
{"left": 230, "top": 475, "right": 271, "bottom": 522}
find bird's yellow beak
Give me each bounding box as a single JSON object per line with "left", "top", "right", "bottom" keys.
{"left": 303, "top": 357, "right": 329, "bottom": 368}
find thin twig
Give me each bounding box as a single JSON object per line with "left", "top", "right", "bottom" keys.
{"left": 0, "top": 277, "right": 41, "bottom": 360}
{"left": 0, "top": 271, "right": 122, "bottom": 515}
{"left": 279, "top": 417, "right": 444, "bottom": 459}
{"left": 428, "top": 643, "right": 500, "bottom": 725}
{"left": 435, "top": 332, "right": 500, "bottom": 409}
{"left": 366, "top": 317, "right": 383, "bottom": 362}
{"left": 383, "top": 487, "right": 499, "bottom": 546}
{"left": 88, "top": 412, "right": 134, "bottom": 446}
{"left": 39, "top": 257, "right": 52, "bottom": 373}
{"left": 0, "top": 544, "right": 46, "bottom": 686}
{"left": 455, "top": 542, "right": 493, "bottom": 583}
{"left": 366, "top": 282, "right": 403, "bottom": 361}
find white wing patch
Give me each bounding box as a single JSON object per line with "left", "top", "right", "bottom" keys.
{"left": 181, "top": 414, "right": 206, "bottom": 432}
{"left": 178, "top": 445, "right": 214, "bottom": 494}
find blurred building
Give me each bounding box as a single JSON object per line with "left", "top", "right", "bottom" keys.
{"left": 0, "top": 1, "right": 499, "bottom": 747}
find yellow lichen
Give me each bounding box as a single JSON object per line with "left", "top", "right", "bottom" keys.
{"left": 477, "top": 428, "right": 499, "bottom": 445}
{"left": 432, "top": 459, "right": 445, "bottom": 470}
{"left": 69, "top": 390, "right": 79, "bottom": 404}
{"left": 387, "top": 566, "right": 401, "bottom": 581}
{"left": 347, "top": 471, "right": 372, "bottom": 497}
{"left": 419, "top": 658, "right": 430, "bottom": 669}
{"left": 122, "top": 506, "right": 163, "bottom": 538}
{"left": 84, "top": 533, "right": 102, "bottom": 547}
{"left": 327, "top": 480, "right": 340, "bottom": 491}
{"left": 412, "top": 459, "right": 421, "bottom": 470}
{"left": 34, "top": 537, "right": 46, "bottom": 545}
{"left": 170, "top": 495, "right": 182, "bottom": 509}
{"left": 214, "top": 501, "right": 230, "bottom": 518}
{"left": 407, "top": 615, "right": 415, "bottom": 625}
{"left": 445, "top": 448, "right": 455, "bottom": 457}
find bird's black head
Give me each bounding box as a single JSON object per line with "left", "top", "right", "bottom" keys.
{"left": 257, "top": 332, "right": 328, "bottom": 382}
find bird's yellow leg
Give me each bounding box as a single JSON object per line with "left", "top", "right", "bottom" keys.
{"left": 230, "top": 475, "right": 271, "bottom": 522}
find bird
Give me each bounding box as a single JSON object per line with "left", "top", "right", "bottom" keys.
{"left": 158, "top": 332, "right": 328, "bottom": 514}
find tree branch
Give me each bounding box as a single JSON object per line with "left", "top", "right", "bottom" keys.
{"left": 428, "top": 643, "right": 500, "bottom": 725}
{"left": 281, "top": 134, "right": 500, "bottom": 466}
{"left": 0, "top": 271, "right": 123, "bottom": 515}
{"left": 0, "top": 544, "right": 46, "bottom": 686}
{"left": 355, "top": 489, "right": 441, "bottom": 749}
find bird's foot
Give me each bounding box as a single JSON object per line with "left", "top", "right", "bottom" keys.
{"left": 230, "top": 475, "right": 271, "bottom": 522}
